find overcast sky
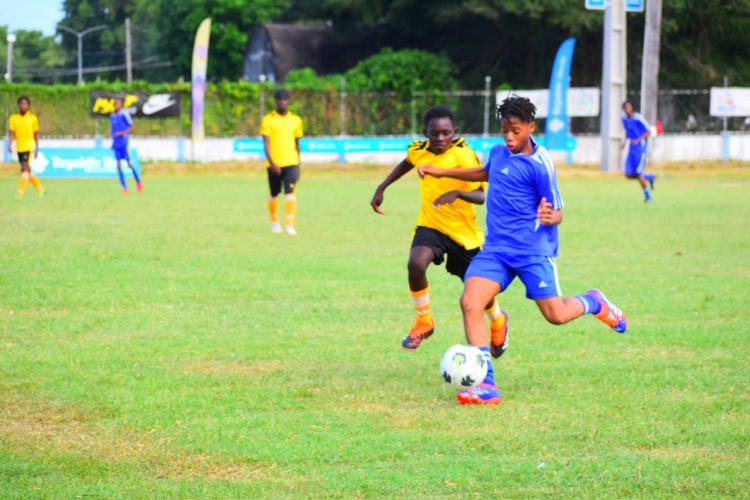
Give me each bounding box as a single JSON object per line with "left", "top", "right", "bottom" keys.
{"left": 1, "top": 0, "right": 63, "bottom": 36}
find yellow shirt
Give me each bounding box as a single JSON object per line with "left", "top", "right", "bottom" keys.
{"left": 9, "top": 112, "right": 39, "bottom": 153}
{"left": 259, "top": 110, "right": 304, "bottom": 167}
{"left": 407, "top": 137, "right": 484, "bottom": 250}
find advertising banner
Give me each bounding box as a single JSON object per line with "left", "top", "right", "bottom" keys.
{"left": 710, "top": 87, "right": 750, "bottom": 117}
{"left": 29, "top": 148, "right": 141, "bottom": 179}
{"left": 191, "top": 18, "right": 212, "bottom": 142}
{"left": 89, "top": 92, "right": 181, "bottom": 118}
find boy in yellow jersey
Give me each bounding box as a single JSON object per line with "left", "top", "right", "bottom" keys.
{"left": 8, "top": 96, "right": 45, "bottom": 199}
{"left": 260, "top": 89, "right": 304, "bottom": 235}
{"left": 371, "top": 106, "right": 508, "bottom": 353}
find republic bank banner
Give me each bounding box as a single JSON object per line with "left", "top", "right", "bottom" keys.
{"left": 89, "top": 91, "right": 181, "bottom": 118}
{"left": 29, "top": 148, "right": 142, "bottom": 178}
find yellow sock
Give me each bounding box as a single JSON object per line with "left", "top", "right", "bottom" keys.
{"left": 268, "top": 197, "right": 279, "bottom": 223}
{"left": 284, "top": 194, "right": 297, "bottom": 227}
{"left": 410, "top": 285, "right": 433, "bottom": 324}
{"left": 485, "top": 299, "right": 506, "bottom": 329}
{"left": 29, "top": 174, "right": 44, "bottom": 192}
{"left": 18, "top": 172, "right": 30, "bottom": 197}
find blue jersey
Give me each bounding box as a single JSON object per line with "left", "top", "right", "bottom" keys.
{"left": 483, "top": 138, "right": 564, "bottom": 257}
{"left": 110, "top": 110, "right": 133, "bottom": 149}
{"left": 621, "top": 112, "right": 650, "bottom": 151}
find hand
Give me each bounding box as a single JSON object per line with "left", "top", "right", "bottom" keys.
{"left": 433, "top": 190, "right": 460, "bottom": 207}
{"left": 370, "top": 187, "right": 385, "bottom": 214}
{"left": 630, "top": 138, "right": 640, "bottom": 144}
{"left": 7, "top": 143, "right": 11, "bottom": 154}
{"left": 34, "top": 148, "right": 38, "bottom": 159}
{"left": 620, "top": 142, "right": 626, "bottom": 150}
{"left": 269, "top": 164, "right": 281, "bottom": 176}
{"left": 417, "top": 164, "right": 438, "bottom": 179}
{"left": 537, "top": 197, "right": 555, "bottom": 226}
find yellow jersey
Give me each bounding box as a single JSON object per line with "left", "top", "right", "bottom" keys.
{"left": 259, "top": 110, "right": 304, "bottom": 167}
{"left": 9, "top": 112, "right": 39, "bottom": 153}
{"left": 406, "top": 137, "right": 484, "bottom": 250}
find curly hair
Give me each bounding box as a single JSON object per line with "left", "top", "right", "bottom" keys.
{"left": 496, "top": 95, "right": 536, "bottom": 123}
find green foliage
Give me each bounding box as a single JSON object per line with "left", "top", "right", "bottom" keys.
{"left": 343, "top": 48, "right": 458, "bottom": 92}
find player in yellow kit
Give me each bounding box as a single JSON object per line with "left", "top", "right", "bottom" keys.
{"left": 371, "top": 106, "right": 508, "bottom": 352}
{"left": 8, "top": 96, "right": 45, "bottom": 199}
{"left": 260, "top": 89, "right": 304, "bottom": 235}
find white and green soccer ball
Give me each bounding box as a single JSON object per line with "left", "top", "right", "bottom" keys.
{"left": 439, "top": 344, "right": 487, "bottom": 390}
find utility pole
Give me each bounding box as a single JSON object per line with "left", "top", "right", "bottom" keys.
{"left": 58, "top": 24, "right": 107, "bottom": 84}
{"left": 640, "top": 0, "right": 662, "bottom": 125}
{"left": 5, "top": 33, "right": 15, "bottom": 82}
{"left": 599, "top": 0, "right": 627, "bottom": 172}
{"left": 483, "top": 75, "right": 492, "bottom": 137}
{"left": 125, "top": 18, "right": 133, "bottom": 84}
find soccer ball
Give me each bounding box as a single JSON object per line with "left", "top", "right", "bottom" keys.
{"left": 439, "top": 344, "right": 488, "bottom": 390}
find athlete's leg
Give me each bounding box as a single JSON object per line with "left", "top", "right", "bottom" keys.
{"left": 17, "top": 158, "right": 30, "bottom": 198}
{"left": 402, "top": 245, "right": 437, "bottom": 350}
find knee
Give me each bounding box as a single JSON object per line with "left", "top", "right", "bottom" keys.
{"left": 407, "top": 257, "right": 428, "bottom": 277}
{"left": 625, "top": 174, "right": 638, "bottom": 179}
{"left": 460, "top": 293, "right": 483, "bottom": 316}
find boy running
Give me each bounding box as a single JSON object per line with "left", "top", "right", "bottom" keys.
{"left": 8, "top": 96, "right": 45, "bottom": 198}
{"left": 371, "top": 106, "right": 508, "bottom": 353}
{"left": 261, "top": 89, "right": 304, "bottom": 235}
{"left": 621, "top": 101, "right": 655, "bottom": 202}
{"left": 419, "top": 97, "right": 627, "bottom": 405}
{"left": 110, "top": 97, "right": 143, "bottom": 194}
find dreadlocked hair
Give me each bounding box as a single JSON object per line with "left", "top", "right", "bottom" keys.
{"left": 423, "top": 106, "right": 456, "bottom": 129}
{"left": 496, "top": 95, "right": 536, "bottom": 123}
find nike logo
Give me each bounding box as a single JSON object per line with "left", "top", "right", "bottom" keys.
{"left": 142, "top": 94, "right": 176, "bottom": 115}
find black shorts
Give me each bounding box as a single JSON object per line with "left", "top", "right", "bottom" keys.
{"left": 267, "top": 165, "right": 300, "bottom": 197}
{"left": 18, "top": 152, "right": 30, "bottom": 164}
{"left": 411, "top": 226, "right": 480, "bottom": 279}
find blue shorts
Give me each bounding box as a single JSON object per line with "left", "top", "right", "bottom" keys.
{"left": 625, "top": 146, "right": 646, "bottom": 176}
{"left": 464, "top": 251, "right": 562, "bottom": 300}
{"left": 113, "top": 145, "right": 130, "bottom": 162}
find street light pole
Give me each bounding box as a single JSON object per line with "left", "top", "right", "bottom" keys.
{"left": 58, "top": 24, "right": 107, "bottom": 84}
{"left": 5, "top": 33, "right": 15, "bottom": 82}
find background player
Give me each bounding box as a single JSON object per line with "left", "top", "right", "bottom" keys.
{"left": 111, "top": 97, "right": 143, "bottom": 194}
{"left": 261, "top": 89, "right": 304, "bottom": 235}
{"left": 8, "top": 96, "right": 45, "bottom": 199}
{"left": 621, "top": 101, "right": 656, "bottom": 202}
{"left": 371, "top": 106, "right": 508, "bottom": 353}
{"left": 419, "top": 97, "right": 627, "bottom": 405}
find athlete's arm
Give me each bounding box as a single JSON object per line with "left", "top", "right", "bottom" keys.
{"left": 418, "top": 164, "right": 488, "bottom": 182}
{"left": 433, "top": 188, "right": 485, "bottom": 207}
{"left": 295, "top": 137, "right": 301, "bottom": 165}
{"left": 262, "top": 135, "right": 280, "bottom": 175}
{"left": 8, "top": 131, "right": 14, "bottom": 153}
{"left": 33, "top": 131, "right": 39, "bottom": 159}
{"left": 632, "top": 129, "right": 651, "bottom": 144}
{"left": 537, "top": 197, "right": 563, "bottom": 226}
{"left": 370, "top": 159, "right": 414, "bottom": 214}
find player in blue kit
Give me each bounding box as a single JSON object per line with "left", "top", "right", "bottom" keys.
{"left": 621, "top": 101, "right": 655, "bottom": 202}
{"left": 419, "top": 96, "right": 628, "bottom": 405}
{"left": 110, "top": 97, "right": 143, "bottom": 194}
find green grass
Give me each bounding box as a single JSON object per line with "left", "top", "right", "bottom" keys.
{"left": 1, "top": 166, "right": 748, "bottom": 498}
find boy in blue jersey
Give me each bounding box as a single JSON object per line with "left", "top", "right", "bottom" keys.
{"left": 110, "top": 97, "right": 143, "bottom": 194}
{"left": 621, "top": 101, "right": 655, "bottom": 202}
{"left": 419, "top": 96, "right": 627, "bottom": 406}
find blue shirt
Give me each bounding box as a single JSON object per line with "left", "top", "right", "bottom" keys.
{"left": 483, "top": 138, "right": 564, "bottom": 257}
{"left": 110, "top": 110, "right": 133, "bottom": 149}
{"left": 621, "top": 112, "right": 650, "bottom": 151}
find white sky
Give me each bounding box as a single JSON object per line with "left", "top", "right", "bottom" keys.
{"left": 0, "top": 0, "right": 63, "bottom": 35}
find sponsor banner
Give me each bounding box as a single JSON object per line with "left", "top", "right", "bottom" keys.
{"left": 90, "top": 92, "right": 181, "bottom": 118}
{"left": 233, "top": 136, "right": 576, "bottom": 155}
{"left": 191, "top": 18, "right": 212, "bottom": 142}
{"left": 546, "top": 38, "right": 576, "bottom": 151}
{"left": 710, "top": 87, "right": 750, "bottom": 117}
{"left": 29, "top": 148, "right": 141, "bottom": 178}
{"left": 496, "top": 88, "right": 600, "bottom": 118}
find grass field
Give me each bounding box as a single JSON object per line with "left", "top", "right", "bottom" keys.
{"left": 1, "top": 163, "right": 749, "bottom": 498}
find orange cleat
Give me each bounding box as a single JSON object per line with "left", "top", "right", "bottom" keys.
{"left": 401, "top": 317, "right": 435, "bottom": 350}
{"left": 490, "top": 310, "right": 509, "bottom": 359}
